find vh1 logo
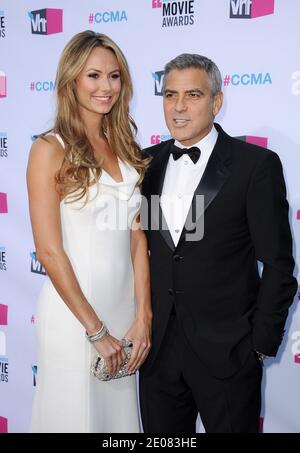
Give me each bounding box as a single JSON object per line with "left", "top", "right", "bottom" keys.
{"left": 230, "top": 0, "right": 274, "bottom": 19}
{"left": 236, "top": 135, "right": 268, "bottom": 149}
{"left": 30, "top": 251, "right": 46, "bottom": 275}
{"left": 0, "top": 71, "right": 6, "bottom": 98}
{"left": 32, "top": 365, "right": 38, "bottom": 386}
{"left": 29, "top": 8, "right": 63, "bottom": 35}
{"left": 152, "top": 71, "right": 165, "bottom": 96}
{"left": 0, "top": 192, "right": 8, "bottom": 213}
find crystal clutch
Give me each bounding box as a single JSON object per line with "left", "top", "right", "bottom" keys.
{"left": 91, "top": 339, "right": 135, "bottom": 381}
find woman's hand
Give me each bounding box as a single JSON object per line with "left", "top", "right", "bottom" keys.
{"left": 93, "top": 334, "right": 127, "bottom": 376}
{"left": 124, "top": 312, "right": 152, "bottom": 374}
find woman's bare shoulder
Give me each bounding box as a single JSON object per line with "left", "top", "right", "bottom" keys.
{"left": 28, "top": 134, "right": 65, "bottom": 171}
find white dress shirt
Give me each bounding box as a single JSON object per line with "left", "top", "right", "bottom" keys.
{"left": 161, "top": 125, "right": 218, "bottom": 246}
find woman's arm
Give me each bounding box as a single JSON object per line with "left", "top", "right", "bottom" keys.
{"left": 125, "top": 217, "right": 152, "bottom": 373}
{"left": 27, "top": 136, "right": 125, "bottom": 374}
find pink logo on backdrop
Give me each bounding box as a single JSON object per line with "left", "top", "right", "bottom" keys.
{"left": 0, "top": 416, "right": 8, "bottom": 433}
{"left": 236, "top": 135, "right": 268, "bottom": 149}
{"left": 0, "top": 193, "right": 8, "bottom": 213}
{"left": 152, "top": 0, "right": 162, "bottom": 7}
{"left": 150, "top": 134, "right": 172, "bottom": 145}
{"left": 0, "top": 71, "right": 6, "bottom": 98}
{"left": 0, "top": 304, "right": 8, "bottom": 325}
{"left": 259, "top": 416, "right": 264, "bottom": 433}
{"left": 297, "top": 210, "right": 300, "bottom": 220}
{"left": 230, "top": 0, "right": 274, "bottom": 19}
{"left": 294, "top": 354, "right": 300, "bottom": 364}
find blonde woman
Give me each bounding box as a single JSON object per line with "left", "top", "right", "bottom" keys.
{"left": 27, "top": 31, "right": 152, "bottom": 433}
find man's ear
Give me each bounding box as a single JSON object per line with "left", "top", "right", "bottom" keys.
{"left": 213, "top": 91, "right": 223, "bottom": 116}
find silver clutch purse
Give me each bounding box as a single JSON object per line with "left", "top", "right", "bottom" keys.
{"left": 91, "top": 339, "right": 135, "bottom": 381}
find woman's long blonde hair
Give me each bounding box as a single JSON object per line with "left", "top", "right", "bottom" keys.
{"left": 51, "top": 30, "right": 149, "bottom": 202}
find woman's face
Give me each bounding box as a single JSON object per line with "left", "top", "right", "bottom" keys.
{"left": 75, "top": 46, "right": 121, "bottom": 118}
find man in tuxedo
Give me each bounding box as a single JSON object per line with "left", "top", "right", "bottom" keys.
{"left": 139, "top": 53, "right": 297, "bottom": 433}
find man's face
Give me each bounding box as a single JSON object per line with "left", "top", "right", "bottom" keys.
{"left": 163, "top": 68, "right": 223, "bottom": 146}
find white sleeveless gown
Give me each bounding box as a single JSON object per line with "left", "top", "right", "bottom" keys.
{"left": 30, "top": 134, "right": 141, "bottom": 433}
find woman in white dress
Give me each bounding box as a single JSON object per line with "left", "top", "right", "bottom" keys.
{"left": 27, "top": 31, "right": 152, "bottom": 433}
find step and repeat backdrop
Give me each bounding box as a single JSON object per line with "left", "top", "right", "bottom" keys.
{"left": 0, "top": 0, "right": 299, "bottom": 433}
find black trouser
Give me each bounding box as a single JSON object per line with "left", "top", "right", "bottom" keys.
{"left": 139, "top": 311, "right": 262, "bottom": 433}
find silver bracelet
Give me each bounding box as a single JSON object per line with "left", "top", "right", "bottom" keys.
{"left": 85, "top": 322, "right": 109, "bottom": 343}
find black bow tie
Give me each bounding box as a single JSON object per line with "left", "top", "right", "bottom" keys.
{"left": 171, "top": 144, "right": 201, "bottom": 164}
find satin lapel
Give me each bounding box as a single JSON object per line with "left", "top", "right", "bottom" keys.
{"left": 177, "top": 125, "right": 232, "bottom": 249}
{"left": 148, "top": 141, "right": 175, "bottom": 252}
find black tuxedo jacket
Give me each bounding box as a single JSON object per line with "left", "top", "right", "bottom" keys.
{"left": 141, "top": 123, "right": 297, "bottom": 378}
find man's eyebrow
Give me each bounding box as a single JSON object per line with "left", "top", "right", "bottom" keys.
{"left": 185, "top": 88, "right": 204, "bottom": 94}
{"left": 164, "top": 88, "right": 204, "bottom": 94}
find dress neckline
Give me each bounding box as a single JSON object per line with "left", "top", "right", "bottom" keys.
{"left": 101, "top": 157, "right": 124, "bottom": 184}
{"left": 47, "top": 132, "right": 140, "bottom": 202}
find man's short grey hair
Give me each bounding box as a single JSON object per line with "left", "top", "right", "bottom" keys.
{"left": 163, "top": 53, "right": 222, "bottom": 97}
